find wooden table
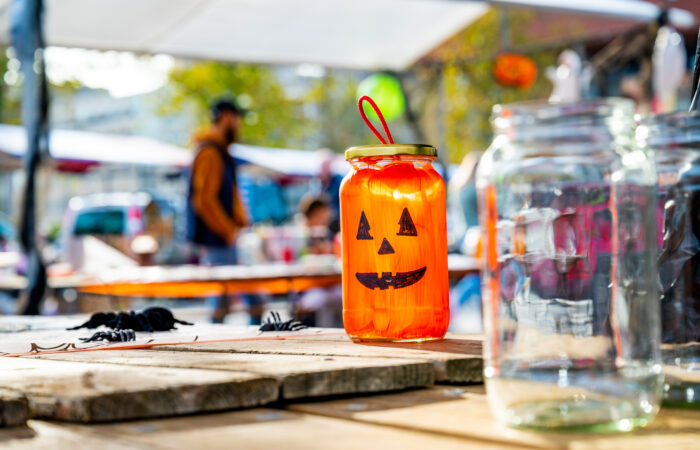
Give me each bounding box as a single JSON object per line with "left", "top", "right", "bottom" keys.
{"left": 0, "top": 324, "right": 698, "bottom": 449}
{"left": 45, "top": 254, "right": 479, "bottom": 298}
{"left": 0, "top": 274, "right": 25, "bottom": 291}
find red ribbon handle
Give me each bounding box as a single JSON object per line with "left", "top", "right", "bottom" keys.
{"left": 358, "top": 95, "right": 394, "bottom": 145}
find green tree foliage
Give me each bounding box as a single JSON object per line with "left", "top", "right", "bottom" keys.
{"left": 159, "top": 8, "right": 562, "bottom": 161}
{"left": 161, "top": 62, "right": 311, "bottom": 148}
{"left": 162, "top": 63, "right": 384, "bottom": 152}
{"left": 305, "top": 70, "right": 378, "bottom": 151}
{"left": 0, "top": 47, "right": 21, "bottom": 125}
{"left": 423, "top": 9, "right": 559, "bottom": 163}
{"left": 0, "top": 47, "right": 78, "bottom": 126}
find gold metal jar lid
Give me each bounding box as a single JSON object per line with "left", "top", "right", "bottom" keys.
{"left": 345, "top": 144, "right": 437, "bottom": 160}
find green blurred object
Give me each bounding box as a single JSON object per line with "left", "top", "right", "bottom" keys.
{"left": 357, "top": 73, "right": 406, "bottom": 122}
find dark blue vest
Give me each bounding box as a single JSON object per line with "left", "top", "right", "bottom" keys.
{"left": 186, "top": 140, "right": 237, "bottom": 247}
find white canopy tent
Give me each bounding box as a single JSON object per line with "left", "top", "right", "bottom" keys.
{"left": 0, "top": 0, "right": 694, "bottom": 71}
{"left": 232, "top": 144, "right": 348, "bottom": 177}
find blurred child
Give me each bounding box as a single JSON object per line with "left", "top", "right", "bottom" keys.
{"left": 299, "top": 194, "right": 334, "bottom": 255}
{"left": 296, "top": 193, "right": 342, "bottom": 327}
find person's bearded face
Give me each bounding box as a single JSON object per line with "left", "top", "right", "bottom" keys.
{"left": 224, "top": 114, "right": 242, "bottom": 145}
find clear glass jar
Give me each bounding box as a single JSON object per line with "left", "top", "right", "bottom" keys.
{"left": 637, "top": 111, "right": 700, "bottom": 406}
{"left": 476, "top": 99, "right": 662, "bottom": 430}
{"left": 340, "top": 145, "right": 449, "bottom": 342}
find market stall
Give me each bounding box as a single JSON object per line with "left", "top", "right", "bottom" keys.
{"left": 2, "top": 0, "right": 700, "bottom": 446}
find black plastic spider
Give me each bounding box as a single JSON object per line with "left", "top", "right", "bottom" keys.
{"left": 259, "top": 311, "right": 308, "bottom": 332}
{"left": 68, "top": 307, "right": 193, "bottom": 332}
{"left": 80, "top": 329, "right": 136, "bottom": 343}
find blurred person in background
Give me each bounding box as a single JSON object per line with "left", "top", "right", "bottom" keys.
{"left": 187, "top": 98, "right": 248, "bottom": 322}
{"left": 448, "top": 151, "right": 481, "bottom": 255}
{"left": 296, "top": 193, "right": 342, "bottom": 327}
{"left": 0, "top": 222, "right": 24, "bottom": 315}
{"left": 299, "top": 193, "right": 334, "bottom": 255}
{"left": 318, "top": 151, "right": 343, "bottom": 234}
{"left": 447, "top": 151, "right": 483, "bottom": 333}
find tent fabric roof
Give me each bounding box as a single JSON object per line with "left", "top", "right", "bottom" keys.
{"left": 0, "top": 0, "right": 693, "bottom": 70}
{"left": 0, "top": 0, "right": 488, "bottom": 70}
{"left": 232, "top": 144, "right": 347, "bottom": 177}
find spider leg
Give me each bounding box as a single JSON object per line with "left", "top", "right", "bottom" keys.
{"left": 284, "top": 320, "right": 307, "bottom": 331}
{"left": 259, "top": 311, "right": 308, "bottom": 332}
{"left": 80, "top": 331, "right": 106, "bottom": 342}
{"left": 112, "top": 313, "right": 126, "bottom": 330}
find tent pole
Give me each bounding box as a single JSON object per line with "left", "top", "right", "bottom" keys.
{"left": 11, "top": 0, "right": 48, "bottom": 315}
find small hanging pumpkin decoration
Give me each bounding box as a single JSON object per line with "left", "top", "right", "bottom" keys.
{"left": 493, "top": 53, "right": 538, "bottom": 89}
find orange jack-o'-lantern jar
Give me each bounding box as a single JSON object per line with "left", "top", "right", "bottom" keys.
{"left": 341, "top": 144, "right": 449, "bottom": 342}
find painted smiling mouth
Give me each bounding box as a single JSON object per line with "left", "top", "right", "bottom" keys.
{"left": 355, "top": 267, "right": 427, "bottom": 290}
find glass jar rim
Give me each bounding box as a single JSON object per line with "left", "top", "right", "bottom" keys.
{"left": 491, "top": 98, "right": 634, "bottom": 132}
{"left": 638, "top": 110, "right": 700, "bottom": 131}
{"left": 637, "top": 110, "right": 700, "bottom": 147}
{"left": 345, "top": 144, "right": 437, "bottom": 160}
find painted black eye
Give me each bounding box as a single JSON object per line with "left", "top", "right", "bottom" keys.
{"left": 397, "top": 208, "right": 417, "bottom": 236}
{"left": 356, "top": 211, "right": 373, "bottom": 240}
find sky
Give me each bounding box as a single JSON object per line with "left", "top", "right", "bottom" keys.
{"left": 44, "top": 47, "right": 174, "bottom": 98}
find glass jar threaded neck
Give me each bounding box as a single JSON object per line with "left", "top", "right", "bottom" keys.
{"left": 637, "top": 111, "right": 700, "bottom": 150}
{"left": 491, "top": 98, "right": 636, "bottom": 153}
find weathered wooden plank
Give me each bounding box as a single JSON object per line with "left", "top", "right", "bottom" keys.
{"left": 1, "top": 387, "right": 697, "bottom": 449}
{"left": 154, "top": 333, "right": 483, "bottom": 383}
{"left": 287, "top": 386, "right": 700, "bottom": 450}
{"left": 0, "top": 389, "right": 28, "bottom": 428}
{"left": 9, "top": 409, "right": 514, "bottom": 450}
{"left": 0, "top": 357, "right": 278, "bottom": 423}
{"left": 26, "top": 350, "right": 434, "bottom": 400}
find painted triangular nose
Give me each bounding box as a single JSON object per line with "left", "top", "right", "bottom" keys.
{"left": 378, "top": 238, "right": 395, "bottom": 255}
